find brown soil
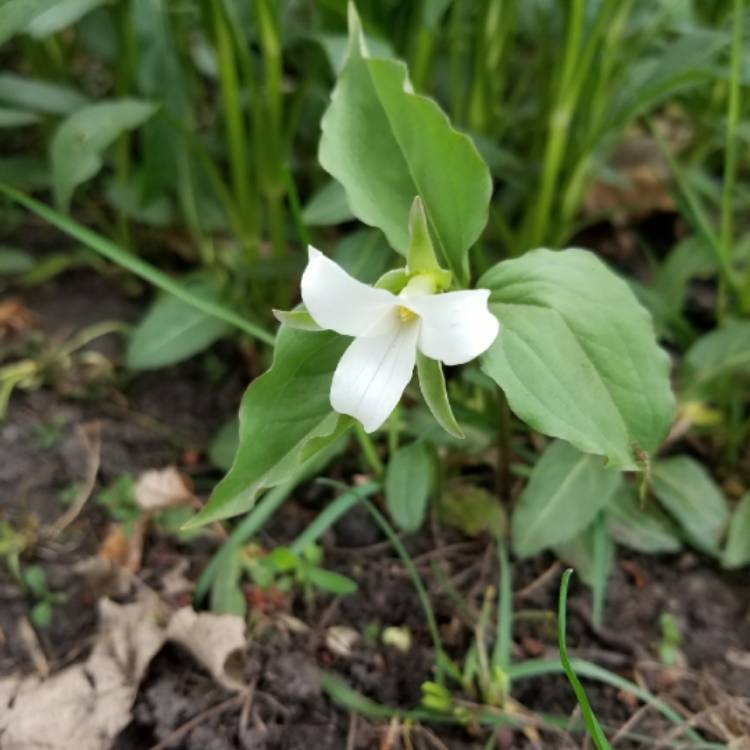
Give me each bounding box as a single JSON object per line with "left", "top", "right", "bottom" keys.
{"left": 1, "top": 263, "right": 748, "bottom": 749}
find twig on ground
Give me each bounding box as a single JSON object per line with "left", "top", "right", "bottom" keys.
{"left": 514, "top": 561, "right": 562, "bottom": 601}
{"left": 148, "top": 692, "right": 246, "bottom": 750}
{"left": 45, "top": 422, "right": 101, "bottom": 538}
{"left": 346, "top": 712, "right": 359, "bottom": 750}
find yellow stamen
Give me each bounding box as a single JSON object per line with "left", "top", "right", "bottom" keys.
{"left": 398, "top": 305, "right": 416, "bottom": 322}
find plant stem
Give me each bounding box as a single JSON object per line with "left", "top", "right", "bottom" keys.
{"left": 410, "top": 26, "right": 434, "bottom": 91}
{"left": 496, "top": 389, "right": 511, "bottom": 502}
{"left": 449, "top": 0, "right": 465, "bottom": 125}
{"left": 282, "top": 164, "right": 310, "bottom": 247}
{"left": 519, "top": 0, "right": 585, "bottom": 252}
{"left": 114, "top": 0, "right": 137, "bottom": 246}
{"left": 355, "top": 424, "right": 384, "bottom": 477}
{"left": 720, "top": 0, "right": 743, "bottom": 318}
{"left": 211, "top": 0, "right": 252, "bottom": 248}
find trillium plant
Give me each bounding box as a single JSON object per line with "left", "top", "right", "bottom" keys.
{"left": 190, "top": 1, "right": 675, "bottom": 570}
{"left": 298, "top": 208, "right": 499, "bottom": 433}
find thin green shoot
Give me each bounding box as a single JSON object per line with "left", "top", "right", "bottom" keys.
{"left": 719, "top": 0, "right": 743, "bottom": 314}
{"left": 360, "top": 496, "right": 446, "bottom": 684}
{"left": 290, "top": 481, "right": 380, "bottom": 555}
{"left": 558, "top": 569, "right": 612, "bottom": 749}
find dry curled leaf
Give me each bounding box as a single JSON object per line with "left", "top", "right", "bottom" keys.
{"left": 134, "top": 466, "right": 195, "bottom": 512}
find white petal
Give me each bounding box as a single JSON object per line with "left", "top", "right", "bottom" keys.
{"left": 301, "top": 246, "right": 397, "bottom": 336}
{"left": 408, "top": 289, "right": 500, "bottom": 366}
{"left": 331, "top": 319, "right": 419, "bottom": 432}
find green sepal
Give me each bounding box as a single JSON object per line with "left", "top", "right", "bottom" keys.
{"left": 416, "top": 352, "right": 464, "bottom": 438}
{"left": 375, "top": 268, "right": 408, "bottom": 293}
{"left": 272, "top": 307, "right": 323, "bottom": 332}
{"left": 407, "top": 197, "right": 452, "bottom": 290}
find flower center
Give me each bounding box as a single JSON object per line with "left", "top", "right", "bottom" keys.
{"left": 398, "top": 305, "right": 417, "bottom": 323}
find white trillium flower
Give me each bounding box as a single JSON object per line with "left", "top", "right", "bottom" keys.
{"left": 301, "top": 246, "right": 500, "bottom": 433}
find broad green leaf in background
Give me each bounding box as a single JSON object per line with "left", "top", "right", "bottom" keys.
{"left": 333, "top": 229, "right": 395, "bottom": 283}
{"left": 385, "top": 440, "right": 434, "bottom": 532}
{"left": 302, "top": 179, "right": 354, "bottom": 226}
{"left": 438, "top": 482, "right": 506, "bottom": 538}
{"left": 682, "top": 319, "right": 750, "bottom": 396}
{"left": 126, "top": 274, "right": 232, "bottom": 370}
{"left": 613, "top": 29, "right": 728, "bottom": 125}
{"left": 26, "top": 0, "right": 114, "bottom": 38}
{"left": 480, "top": 249, "right": 674, "bottom": 470}
{"left": 650, "top": 456, "right": 730, "bottom": 556}
{"left": 722, "top": 493, "right": 750, "bottom": 569}
{"left": 652, "top": 235, "right": 716, "bottom": 314}
{"left": 606, "top": 482, "right": 682, "bottom": 554}
{"left": 0, "top": 74, "right": 89, "bottom": 115}
{"left": 51, "top": 99, "right": 158, "bottom": 210}
{"left": 0, "top": 108, "right": 38, "bottom": 127}
{"left": 0, "top": 247, "right": 34, "bottom": 275}
{"left": 319, "top": 4, "right": 491, "bottom": 285}
{"left": 186, "top": 328, "right": 350, "bottom": 527}
{"left": 0, "top": 0, "right": 59, "bottom": 46}
{"left": 209, "top": 417, "right": 239, "bottom": 472}
{"left": 416, "top": 351, "right": 463, "bottom": 439}
{"left": 512, "top": 440, "right": 621, "bottom": 558}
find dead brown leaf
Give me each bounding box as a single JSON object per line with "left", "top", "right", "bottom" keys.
{"left": 134, "top": 466, "right": 195, "bottom": 513}
{"left": 0, "top": 593, "right": 248, "bottom": 750}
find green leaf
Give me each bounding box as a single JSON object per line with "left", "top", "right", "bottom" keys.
{"left": 0, "top": 247, "right": 34, "bottom": 275}
{"left": 126, "top": 274, "right": 231, "bottom": 370}
{"left": 30, "top": 600, "right": 53, "bottom": 628}
{"left": 0, "top": 0, "right": 58, "bottom": 46}
{"left": 682, "top": 319, "right": 750, "bottom": 396}
{"left": 653, "top": 236, "right": 717, "bottom": 313}
{"left": 650, "top": 456, "right": 730, "bottom": 556}
{"left": 614, "top": 29, "right": 728, "bottom": 124}
{"left": 302, "top": 179, "right": 353, "bottom": 226}
{"left": 334, "top": 229, "right": 395, "bottom": 284}
{"left": 512, "top": 440, "right": 622, "bottom": 558}
{"left": 270, "top": 547, "right": 298, "bottom": 572}
{"left": 319, "top": 4, "right": 491, "bottom": 285}
{"left": 307, "top": 566, "right": 358, "bottom": 595}
{"left": 606, "top": 482, "right": 682, "bottom": 555}
{"left": 51, "top": 99, "right": 158, "bottom": 210}
{"left": 416, "top": 351, "right": 463, "bottom": 439}
{"left": 26, "top": 0, "right": 114, "bottom": 38}
{"left": 208, "top": 417, "right": 239, "bottom": 472}
{"left": 0, "top": 107, "right": 39, "bottom": 127}
{"left": 0, "top": 73, "right": 89, "bottom": 115}
{"left": 385, "top": 440, "right": 434, "bottom": 532}
{"left": 187, "top": 328, "right": 350, "bottom": 526}
{"left": 23, "top": 565, "right": 47, "bottom": 596}
{"left": 480, "top": 248, "right": 674, "bottom": 470}
{"left": 438, "top": 483, "right": 506, "bottom": 538}
{"left": 722, "top": 493, "right": 750, "bottom": 569}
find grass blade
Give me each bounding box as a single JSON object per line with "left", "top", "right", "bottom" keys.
{"left": 0, "top": 184, "right": 274, "bottom": 344}
{"left": 559, "top": 568, "right": 612, "bottom": 748}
